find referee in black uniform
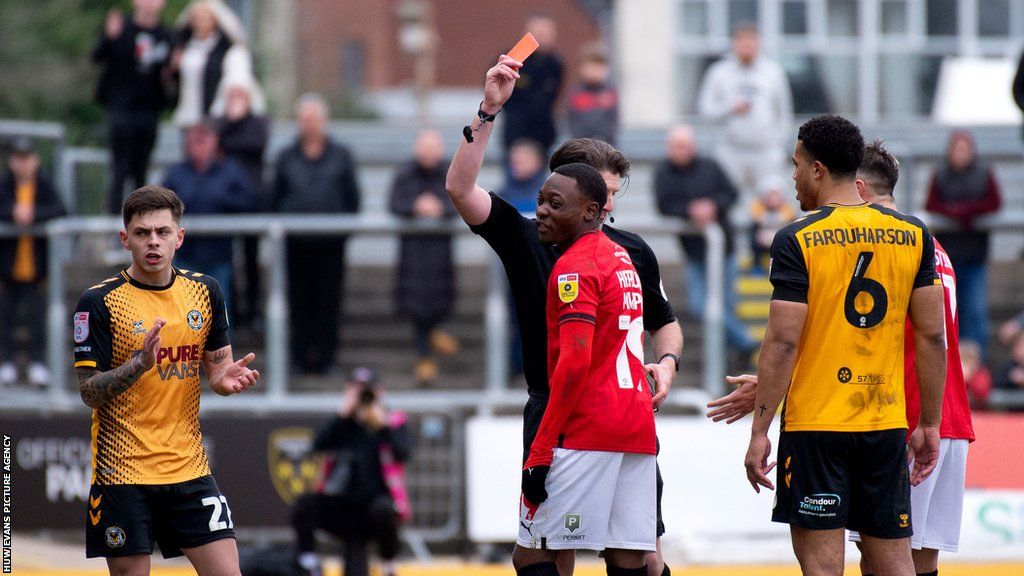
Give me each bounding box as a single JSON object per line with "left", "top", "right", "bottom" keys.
{"left": 447, "top": 55, "right": 683, "bottom": 576}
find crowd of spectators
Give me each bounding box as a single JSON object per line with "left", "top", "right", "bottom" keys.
{"left": 4, "top": 11, "right": 1023, "bottom": 408}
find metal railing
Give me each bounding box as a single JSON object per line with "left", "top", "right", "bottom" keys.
{"left": 0, "top": 214, "right": 722, "bottom": 413}
{"left": 3, "top": 210, "right": 1022, "bottom": 411}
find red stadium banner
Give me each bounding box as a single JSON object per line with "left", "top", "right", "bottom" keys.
{"left": 966, "top": 413, "right": 1024, "bottom": 490}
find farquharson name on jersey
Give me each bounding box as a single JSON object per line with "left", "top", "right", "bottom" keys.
{"left": 801, "top": 227, "right": 918, "bottom": 249}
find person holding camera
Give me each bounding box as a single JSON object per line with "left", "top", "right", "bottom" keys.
{"left": 292, "top": 368, "right": 412, "bottom": 576}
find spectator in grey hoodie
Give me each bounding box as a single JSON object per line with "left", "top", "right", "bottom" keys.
{"left": 697, "top": 23, "right": 792, "bottom": 212}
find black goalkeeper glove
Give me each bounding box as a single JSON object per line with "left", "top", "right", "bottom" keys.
{"left": 521, "top": 465, "right": 550, "bottom": 505}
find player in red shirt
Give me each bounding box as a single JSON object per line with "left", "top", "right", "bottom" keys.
{"left": 516, "top": 162, "right": 656, "bottom": 576}
{"left": 708, "top": 141, "right": 974, "bottom": 576}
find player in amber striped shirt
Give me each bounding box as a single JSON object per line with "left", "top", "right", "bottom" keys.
{"left": 744, "top": 116, "right": 945, "bottom": 576}
{"left": 74, "top": 185, "right": 258, "bottom": 576}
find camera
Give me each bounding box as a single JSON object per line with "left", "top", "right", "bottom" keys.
{"left": 357, "top": 385, "right": 378, "bottom": 406}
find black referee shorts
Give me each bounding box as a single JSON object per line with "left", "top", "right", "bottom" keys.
{"left": 86, "top": 475, "right": 235, "bottom": 558}
{"left": 772, "top": 429, "right": 911, "bottom": 539}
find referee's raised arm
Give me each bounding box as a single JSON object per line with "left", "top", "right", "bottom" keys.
{"left": 445, "top": 55, "right": 522, "bottom": 226}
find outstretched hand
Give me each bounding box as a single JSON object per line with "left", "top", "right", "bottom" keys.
{"left": 707, "top": 374, "right": 758, "bottom": 423}
{"left": 215, "top": 352, "right": 259, "bottom": 395}
{"left": 105, "top": 8, "right": 124, "bottom": 39}
{"left": 483, "top": 55, "right": 522, "bottom": 113}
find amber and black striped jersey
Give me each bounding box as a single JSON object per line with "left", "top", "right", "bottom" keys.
{"left": 769, "top": 203, "right": 940, "bottom": 433}
{"left": 73, "top": 268, "right": 230, "bottom": 485}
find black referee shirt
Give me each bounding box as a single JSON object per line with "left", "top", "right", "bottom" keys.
{"left": 470, "top": 192, "right": 676, "bottom": 397}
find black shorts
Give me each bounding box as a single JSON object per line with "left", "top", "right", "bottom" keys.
{"left": 522, "top": 394, "right": 547, "bottom": 461}
{"left": 772, "top": 429, "right": 911, "bottom": 539}
{"left": 522, "top": 394, "right": 666, "bottom": 537}
{"left": 86, "top": 475, "right": 236, "bottom": 558}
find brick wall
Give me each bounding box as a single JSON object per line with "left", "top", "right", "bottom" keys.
{"left": 295, "top": 0, "right": 601, "bottom": 96}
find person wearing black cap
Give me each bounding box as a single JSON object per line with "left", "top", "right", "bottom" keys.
{"left": 291, "top": 367, "right": 412, "bottom": 576}
{"left": 0, "top": 138, "right": 66, "bottom": 386}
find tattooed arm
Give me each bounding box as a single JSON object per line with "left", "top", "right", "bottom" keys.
{"left": 204, "top": 345, "right": 259, "bottom": 396}
{"left": 77, "top": 319, "right": 165, "bottom": 409}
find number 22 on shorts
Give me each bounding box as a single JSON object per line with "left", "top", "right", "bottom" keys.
{"left": 202, "top": 495, "right": 234, "bottom": 531}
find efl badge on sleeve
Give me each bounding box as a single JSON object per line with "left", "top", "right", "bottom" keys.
{"left": 74, "top": 312, "right": 90, "bottom": 344}
{"left": 558, "top": 274, "right": 579, "bottom": 303}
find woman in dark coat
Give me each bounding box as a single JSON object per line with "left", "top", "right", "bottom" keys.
{"left": 389, "top": 129, "right": 458, "bottom": 384}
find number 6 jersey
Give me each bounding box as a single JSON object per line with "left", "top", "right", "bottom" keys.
{"left": 769, "top": 203, "right": 939, "bottom": 432}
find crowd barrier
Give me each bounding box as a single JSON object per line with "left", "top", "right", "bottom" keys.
{"left": 0, "top": 215, "right": 723, "bottom": 414}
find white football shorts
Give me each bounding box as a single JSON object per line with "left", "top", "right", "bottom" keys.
{"left": 517, "top": 448, "right": 656, "bottom": 552}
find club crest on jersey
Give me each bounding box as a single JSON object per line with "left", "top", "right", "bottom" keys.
{"left": 105, "top": 526, "right": 126, "bottom": 548}
{"left": 187, "top": 309, "right": 204, "bottom": 330}
{"left": 558, "top": 274, "right": 579, "bottom": 303}
{"left": 131, "top": 320, "right": 146, "bottom": 334}
{"left": 74, "top": 312, "right": 89, "bottom": 343}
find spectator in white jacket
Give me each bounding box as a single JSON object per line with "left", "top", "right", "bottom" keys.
{"left": 171, "top": 0, "right": 261, "bottom": 127}
{"left": 697, "top": 23, "right": 792, "bottom": 214}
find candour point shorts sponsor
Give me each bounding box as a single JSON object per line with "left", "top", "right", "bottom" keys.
{"left": 772, "top": 429, "right": 912, "bottom": 539}
{"left": 86, "top": 474, "right": 235, "bottom": 558}
{"left": 850, "top": 438, "right": 968, "bottom": 551}
{"left": 517, "top": 448, "right": 656, "bottom": 552}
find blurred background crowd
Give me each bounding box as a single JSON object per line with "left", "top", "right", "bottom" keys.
{"left": 1, "top": 0, "right": 1023, "bottom": 408}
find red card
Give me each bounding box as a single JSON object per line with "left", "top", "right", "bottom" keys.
{"left": 507, "top": 32, "right": 540, "bottom": 63}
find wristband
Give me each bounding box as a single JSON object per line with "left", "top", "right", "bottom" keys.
{"left": 659, "top": 353, "right": 680, "bottom": 372}
{"left": 463, "top": 102, "right": 500, "bottom": 143}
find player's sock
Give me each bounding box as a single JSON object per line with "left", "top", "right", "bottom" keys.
{"left": 516, "top": 562, "right": 560, "bottom": 576}
{"left": 917, "top": 571, "right": 938, "bottom": 576}
{"left": 607, "top": 564, "right": 648, "bottom": 576}
{"left": 661, "top": 565, "right": 671, "bottom": 576}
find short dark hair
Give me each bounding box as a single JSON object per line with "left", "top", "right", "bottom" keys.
{"left": 549, "top": 138, "right": 630, "bottom": 178}
{"left": 552, "top": 162, "right": 607, "bottom": 208}
{"left": 122, "top": 185, "right": 185, "bottom": 227}
{"left": 858, "top": 139, "right": 899, "bottom": 197}
{"left": 797, "top": 114, "right": 864, "bottom": 179}
{"left": 732, "top": 21, "right": 759, "bottom": 37}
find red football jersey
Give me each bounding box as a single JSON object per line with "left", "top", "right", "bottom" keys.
{"left": 904, "top": 239, "right": 975, "bottom": 441}
{"left": 525, "top": 231, "right": 656, "bottom": 468}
